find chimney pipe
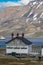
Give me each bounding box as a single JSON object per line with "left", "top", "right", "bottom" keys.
{"left": 11, "top": 33, "right": 14, "bottom": 39}
{"left": 22, "top": 33, "right": 24, "bottom": 37}
{"left": 17, "top": 33, "right": 19, "bottom": 37}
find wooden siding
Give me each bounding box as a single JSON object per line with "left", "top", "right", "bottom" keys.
{"left": 6, "top": 45, "right": 32, "bottom": 54}
{"left": 32, "top": 45, "right": 41, "bottom": 53}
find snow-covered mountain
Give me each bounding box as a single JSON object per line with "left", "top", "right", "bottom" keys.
{"left": 0, "top": 0, "right": 43, "bottom": 37}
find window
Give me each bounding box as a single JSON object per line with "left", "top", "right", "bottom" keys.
{"left": 21, "top": 47, "right": 27, "bottom": 49}
{"left": 14, "top": 47, "right": 20, "bottom": 49}
{"left": 7, "top": 47, "right": 13, "bottom": 49}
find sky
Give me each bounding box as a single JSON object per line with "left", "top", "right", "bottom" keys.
{"left": 0, "top": 0, "right": 20, "bottom": 2}
{"left": 0, "top": 0, "right": 34, "bottom": 10}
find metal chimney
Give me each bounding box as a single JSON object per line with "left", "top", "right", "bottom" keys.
{"left": 22, "top": 33, "right": 24, "bottom": 37}
{"left": 11, "top": 33, "right": 14, "bottom": 39}
{"left": 17, "top": 33, "right": 19, "bottom": 37}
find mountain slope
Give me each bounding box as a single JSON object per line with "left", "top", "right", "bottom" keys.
{"left": 0, "top": 0, "right": 43, "bottom": 37}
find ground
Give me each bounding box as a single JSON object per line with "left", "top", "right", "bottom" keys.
{"left": 0, "top": 56, "right": 43, "bottom": 65}
{"left": 0, "top": 48, "right": 43, "bottom": 65}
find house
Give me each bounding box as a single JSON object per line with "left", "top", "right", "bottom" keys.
{"left": 6, "top": 33, "right": 32, "bottom": 57}
{"left": 28, "top": 38, "right": 43, "bottom": 57}
{"left": 0, "top": 36, "right": 5, "bottom": 48}
{"left": 0, "top": 40, "right": 6, "bottom": 54}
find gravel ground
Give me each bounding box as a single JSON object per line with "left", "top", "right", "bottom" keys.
{"left": 0, "top": 56, "right": 43, "bottom": 65}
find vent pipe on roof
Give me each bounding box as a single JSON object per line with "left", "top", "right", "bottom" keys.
{"left": 22, "top": 33, "right": 24, "bottom": 37}
{"left": 11, "top": 33, "right": 14, "bottom": 39}
{"left": 17, "top": 33, "right": 19, "bottom": 37}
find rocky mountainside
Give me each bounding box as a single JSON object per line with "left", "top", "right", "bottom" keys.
{"left": 0, "top": 0, "right": 43, "bottom": 37}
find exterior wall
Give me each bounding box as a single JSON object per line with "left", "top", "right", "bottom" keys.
{"left": 28, "top": 45, "right": 32, "bottom": 54}
{"left": 32, "top": 45, "right": 41, "bottom": 52}
{"left": 31, "top": 45, "right": 41, "bottom": 56}
{"left": 6, "top": 45, "right": 32, "bottom": 54}
{"left": 6, "top": 38, "right": 32, "bottom": 57}
{"left": 41, "top": 48, "right": 43, "bottom": 56}
{"left": 0, "top": 48, "right": 6, "bottom": 54}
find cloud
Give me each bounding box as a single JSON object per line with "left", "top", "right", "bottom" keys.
{"left": 20, "top": 0, "right": 33, "bottom": 5}
{"left": 0, "top": 0, "right": 34, "bottom": 8}
{"left": 0, "top": 1, "right": 22, "bottom": 8}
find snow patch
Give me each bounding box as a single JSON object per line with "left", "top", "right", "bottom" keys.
{"left": 33, "top": 14, "right": 37, "bottom": 18}
{"left": 33, "top": 2, "right": 36, "bottom": 5}
{"left": 39, "top": 2, "right": 43, "bottom": 5}
{"left": 33, "top": 14, "right": 37, "bottom": 20}
{"left": 40, "top": 12, "right": 43, "bottom": 18}
{"left": 33, "top": 17, "right": 37, "bottom": 20}
{"left": 36, "top": 2, "right": 43, "bottom": 9}
{"left": 27, "top": 11, "right": 33, "bottom": 17}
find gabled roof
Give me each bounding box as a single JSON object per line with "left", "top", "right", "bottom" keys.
{"left": 6, "top": 36, "right": 32, "bottom": 45}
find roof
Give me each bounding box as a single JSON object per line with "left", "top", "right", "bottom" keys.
{"left": 0, "top": 40, "right": 5, "bottom": 45}
{"left": 0, "top": 36, "right": 5, "bottom": 39}
{"left": 28, "top": 38, "right": 43, "bottom": 42}
{"left": 32, "top": 42, "right": 43, "bottom": 46}
{"left": 0, "top": 40, "right": 6, "bottom": 48}
{"left": 6, "top": 36, "right": 32, "bottom": 45}
{"left": 0, "top": 37, "right": 43, "bottom": 46}
{"left": 27, "top": 38, "right": 43, "bottom": 46}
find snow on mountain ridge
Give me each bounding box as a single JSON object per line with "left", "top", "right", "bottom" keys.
{"left": 0, "top": 0, "right": 43, "bottom": 37}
